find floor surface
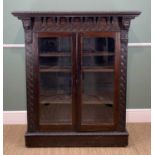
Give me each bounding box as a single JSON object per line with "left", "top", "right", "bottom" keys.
{"left": 3, "top": 123, "right": 151, "bottom": 155}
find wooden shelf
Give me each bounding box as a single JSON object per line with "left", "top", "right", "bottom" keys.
{"left": 83, "top": 66, "right": 114, "bottom": 72}
{"left": 40, "top": 66, "right": 71, "bottom": 72}
{"left": 40, "top": 93, "right": 113, "bottom": 105}
{"left": 83, "top": 93, "right": 113, "bottom": 105}
{"left": 40, "top": 94, "right": 71, "bottom": 104}
{"left": 83, "top": 52, "right": 114, "bottom": 56}
{"left": 39, "top": 52, "right": 114, "bottom": 57}
{"left": 40, "top": 66, "right": 114, "bottom": 72}
{"left": 40, "top": 52, "right": 71, "bottom": 57}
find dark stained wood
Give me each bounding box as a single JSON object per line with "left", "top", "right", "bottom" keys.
{"left": 39, "top": 52, "right": 114, "bottom": 57}
{"left": 83, "top": 66, "right": 114, "bottom": 72}
{"left": 40, "top": 93, "right": 113, "bottom": 105}
{"left": 114, "top": 32, "right": 121, "bottom": 130}
{"left": 78, "top": 32, "right": 119, "bottom": 132}
{"left": 83, "top": 52, "right": 114, "bottom": 56}
{"left": 77, "top": 33, "right": 82, "bottom": 130}
{"left": 12, "top": 11, "right": 141, "bottom": 18}
{"left": 39, "top": 66, "right": 71, "bottom": 72}
{"left": 39, "top": 52, "right": 71, "bottom": 57}
{"left": 71, "top": 34, "right": 77, "bottom": 131}
{"left": 25, "top": 130, "right": 128, "bottom": 147}
{"left": 39, "top": 104, "right": 114, "bottom": 126}
{"left": 12, "top": 11, "right": 140, "bottom": 147}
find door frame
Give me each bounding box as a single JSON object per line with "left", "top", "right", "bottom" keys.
{"left": 34, "top": 32, "right": 77, "bottom": 131}
{"left": 77, "top": 32, "right": 120, "bottom": 131}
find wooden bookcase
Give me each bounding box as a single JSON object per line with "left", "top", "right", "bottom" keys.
{"left": 12, "top": 11, "right": 140, "bottom": 147}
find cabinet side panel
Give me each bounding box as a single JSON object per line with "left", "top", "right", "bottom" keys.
{"left": 118, "top": 29, "right": 129, "bottom": 131}
{"left": 23, "top": 18, "right": 39, "bottom": 132}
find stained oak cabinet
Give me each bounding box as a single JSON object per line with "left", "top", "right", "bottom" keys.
{"left": 12, "top": 12, "right": 140, "bottom": 147}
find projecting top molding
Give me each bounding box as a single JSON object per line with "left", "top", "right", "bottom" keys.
{"left": 12, "top": 11, "right": 141, "bottom": 32}
{"left": 12, "top": 11, "right": 141, "bottom": 18}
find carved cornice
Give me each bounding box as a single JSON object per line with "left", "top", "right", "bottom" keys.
{"left": 12, "top": 12, "right": 141, "bottom": 32}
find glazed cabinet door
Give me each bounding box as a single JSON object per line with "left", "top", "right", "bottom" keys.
{"left": 36, "top": 32, "right": 76, "bottom": 131}
{"left": 78, "top": 32, "right": 120, "bottom": 131}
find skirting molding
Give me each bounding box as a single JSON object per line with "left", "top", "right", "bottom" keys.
{"left": 3, "top": 43, "right": 151, "bottom": 48}
{"left": 3, "top": 109, "right": 151, "bottom": 124}
{"left": 128, "top": 43, "right": 151, "bottom": 47}
{"left": 3, "top": 44, "right": 25, "bottom": 48}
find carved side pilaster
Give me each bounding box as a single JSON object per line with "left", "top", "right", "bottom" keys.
{"left": 118, "top": 17, "right": 131, "bottom": 131}
{"left": 23, "top": 18, "right": 37, "bottom": 132}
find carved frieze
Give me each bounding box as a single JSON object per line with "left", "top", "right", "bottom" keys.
{"left": 33, "top": 16, "right": 121, "bottom": 32}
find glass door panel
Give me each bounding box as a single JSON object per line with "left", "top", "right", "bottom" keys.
{"left": 38, "top": 34, "right": 73, "bottom": 126}
{"left": 80, "top": 33, "right": 116, "bottom": 126}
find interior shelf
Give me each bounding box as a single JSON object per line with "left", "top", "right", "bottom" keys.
{"left": 83, "top": 93, "right": 113, "bottom": 105}
{"left": 83, "top": 66, "right": 114, "bottom": 72}
{"left": 40, "top": 66, "right": 114, "bottom": 72}
{"left": 39, "top": 52, "right": 114, "bottom": 57}
{"left": 40, "top": 93, "right": 113, "bottom": 105}
{"left": 39, "top": 52, "right": 71, "bottom": 57}
{"left": 83, "top": 52, "right": 114, "bottom": 56}
{"left": 40, "top": 66, "right": 71, "bottom": 72}
{"left": 40, "top": 94, "right": 71, "bottom": 104}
